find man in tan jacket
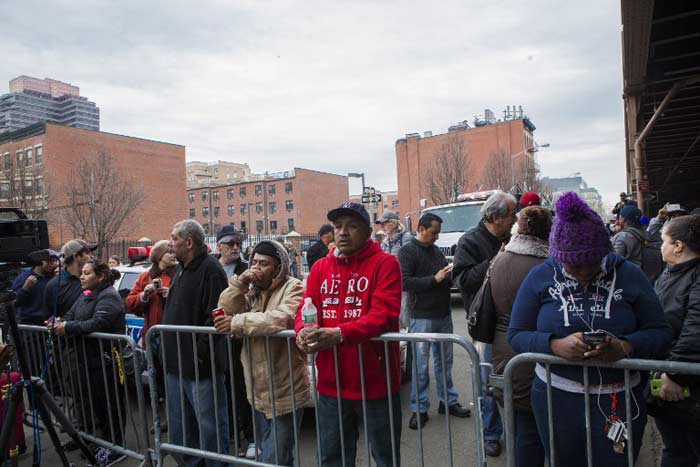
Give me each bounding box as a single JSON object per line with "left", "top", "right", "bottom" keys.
{"left": 214, "top": 240, "right": 309, "bottom": 466}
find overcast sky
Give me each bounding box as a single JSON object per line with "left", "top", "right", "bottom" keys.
{"left": 2, "top": 0, "right": 625, "bottom": 204}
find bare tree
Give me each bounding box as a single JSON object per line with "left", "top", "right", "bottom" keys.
{"left": 65, "top": 151, "right": 145, "bottom": 251}
{"left": 423, "top": 134, "right": 471, "bottom": 205}
{"left": 0, "top": 150, "right": 48, "bottom": 218}
{"left": 484, "top": 149, "right": 513, "bottom": 190}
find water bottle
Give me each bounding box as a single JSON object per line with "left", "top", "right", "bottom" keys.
{"left": 301, "top": 297, "right": 318, "bottom": 331}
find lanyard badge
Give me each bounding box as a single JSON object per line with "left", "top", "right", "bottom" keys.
{"left": 604, "top": 393, "right": 628, "bottom": 454}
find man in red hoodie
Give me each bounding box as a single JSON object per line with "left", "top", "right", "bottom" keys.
{"left": 295, "top": 202, "right": 402, "bottom": 467}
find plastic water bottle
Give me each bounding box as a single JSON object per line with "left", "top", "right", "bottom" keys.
{"left": 301, "top": 297, "right": 318, "bottom": 331}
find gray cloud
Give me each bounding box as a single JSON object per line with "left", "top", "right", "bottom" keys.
{"left": 1, "top": 0, "right": 625, "bottom": 202}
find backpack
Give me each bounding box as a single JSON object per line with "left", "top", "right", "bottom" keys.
{"left": 625, "top": 229, "right": 664, "bottom": 283}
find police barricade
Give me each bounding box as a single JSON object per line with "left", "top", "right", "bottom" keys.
{"left": 501, "top": 353, "right": 700, "bottom": 467}
{"left": 16, "top": 324, "right": 154, "bottom": 465}
{"left": 146, "top": 324, "right": 487, "bottom": 467}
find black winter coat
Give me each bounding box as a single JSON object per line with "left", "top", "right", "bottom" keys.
{"left": 64, "top": 284, "right": 126, "bottom": 368}
{"left": 654, "top": 257, "right": 700, "bottom": 386}
{"left": 161, "top": 247, "right": 229, "bottom": 379}
{"left": 452, "top": 221, "right": 507, "bottom": 312}
{"left": 306, "top": 240, "right": 329, "bottom": 271}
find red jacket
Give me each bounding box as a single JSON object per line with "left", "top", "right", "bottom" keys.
{"left": 125, "top": 268, "right": 172, "bottom": 348}
{"left": 294, "top": 240, "right": 401, "bottom": 400}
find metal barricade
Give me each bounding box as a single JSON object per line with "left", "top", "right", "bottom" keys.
{"left": 147, "top": 325, "right": 486, "bottom": 467}
{"left": 16, "top": 324, "right": 154, "bottom": 465}
{"left": 502, "top": 352, "right": 700, "bottom": 467}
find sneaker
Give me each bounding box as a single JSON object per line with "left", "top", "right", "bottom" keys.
{"left": 245, "top": 443, "right": 259, "bottom": 460}
{"left": 437, "top": 401, "right": 471, "bottom": 418}
{"left": 95, "top": 447, "right": 127, "bottom": 466}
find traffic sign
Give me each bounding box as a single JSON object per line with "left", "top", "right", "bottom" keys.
{"left": 361, "top": 194, "right": 382, "bottom": 204}
{"left": 363, "top": 186, "right": 376, "bottom": 195}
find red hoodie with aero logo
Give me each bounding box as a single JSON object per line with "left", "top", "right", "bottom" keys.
{"left": 295, "top": 239, "right": 402, "bottom": 400}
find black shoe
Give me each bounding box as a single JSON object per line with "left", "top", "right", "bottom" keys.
{"left": 484, "top": 440, "right": 501, "bottom": 457}
{"left": 438, "top": 401, "right": 472, "bottom": 418}
{"left": 408, "top": 412, "right": 429, "bottom": 430}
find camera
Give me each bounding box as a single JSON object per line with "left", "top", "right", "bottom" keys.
{"left": 153, "top": 278, "right": 162, "bottom": 290}
{"left": 0, "top": 208, "right": 49, "bottom": 264}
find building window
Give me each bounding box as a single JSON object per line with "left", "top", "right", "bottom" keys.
{"left": 287, "top": 218, "right": 295, "bottom": 232}
{"left": 270, "top": 220, "right": 278, "bottom": 232}
{"left": 188, "top": 193, "right": 195, "bottom": 203}
{"left": 392, "top": 200, "right": 399, "bottom": 209}
{"left": 255, "top": 202, "right": 263, "bottom": 214}
{"left": 203, "top": 207, "right": 209, "bottom": 217}
{"left": 16, "top": 151, "right": 22, "bottom": 167}
{"left": 269, "top": 202, "right": 276, "bottom": 214}
{"left": 189, "top": 208, "right": 195, "bottom": 218}
{"left": 0, "top": 182, "right": 9, "bottom": 198}
{"left": 214, "top": 206, "right": 220, "bottom": 217}
{"left": 256, "top": 220, "right": 264, "bottom": 233}
{"left": 202, "top": 192, "right": 208, "bottom": 202}
{"left": 268, "top": 184, "right": 276, "bottom": 195}
{"left": 35, "top": 179, "right": 45, "bottom": 194}
{"left": 285, "top": 200, "right": 294, "bottom": 211}
{"left": 227, "top": 189, "right": 234, "bottom": 200}
{"left": 34, "top": 145, "right": 42, "bottom": 164}
{"left": 285, "top": 182, "right": 293, "bottom": 194}
{"left": 228, "top": 205, "right": 234, "bottom": 216}
{"left": 241, "top": 221, "right": 247, "bottom": 232}
{"left": 213, "top": 191, "right": 219, "bottom": 201}
{"left": 25, "top": 149, "right": 33, "bottom": 166}
{"left": 3, "top": 153, "right": 10, "bottom": 170}
{"left": 255, "top": 185, "right": 262, "bottom": 196}
{"left": 239, "top": 187, "right": 246, "bottom": 198}
{"left": 240, "top": 205, "right": 246, "bottom": 214}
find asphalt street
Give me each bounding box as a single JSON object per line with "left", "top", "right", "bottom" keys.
{"left": 23, "top": 295, "right": 662, "bottom": 466}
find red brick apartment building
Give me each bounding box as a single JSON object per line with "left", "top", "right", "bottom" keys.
{"left": 0, "top": 122, "right": 186, "bottom": 246}
{"left": 187, "top": 168, "right": 349, "bottom": 235}
{"left": 396, "top": 117, "right": 536, "bottom": 226}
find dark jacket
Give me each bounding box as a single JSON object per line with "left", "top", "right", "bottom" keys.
{"left": 489, "top": 234, "right": 549, "bottom": 411}
{"left": 306, "top": 240, "right": 329, "bottom": 271}
{"left": 11, "top": 268, "right": 53, "bottom": 324}
{"left": 509, "top": 254, "right": 672, "bottom": 385}
{"left": 222, "top": 258, "right": 248, "bottom": 279}
{"left": 398, "top": 238, "right": 452, "bottom": 319}
{"left": 654, "top": 257, "right": 700, "bottom": 387}
{"left": 452, "top": 221, "right": 507, "bottom": 311}
{"left": 64, "top": 284, "right": 126, "bottom": 368}
{"left": 161, "top": 247, "right": 229, "bottom": 379}
{"left": 612, "top": 226, "right": 649, "bottom": 267}
{"left": 44, "top": 268, "right": 83, "bottom": 318}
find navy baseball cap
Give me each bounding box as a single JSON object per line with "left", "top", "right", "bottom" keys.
{"left": 216, "top": 224, "right": 241, "bottom": 243}
{"left": 327, "top": 202, "right": 371, "bottom": 226}
{"left": 318, "top": 224, "right": 334, "bottom": 236}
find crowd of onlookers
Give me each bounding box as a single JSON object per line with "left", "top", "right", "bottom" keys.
{"left": 7, "top": 189, "right": 700, "bottom": 467}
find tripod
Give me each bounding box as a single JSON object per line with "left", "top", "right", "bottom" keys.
{"left": 0, "top": 283, "right": 96, "bottom": 466}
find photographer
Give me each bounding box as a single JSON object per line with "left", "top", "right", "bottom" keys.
{"left": 11, "top": 250, "right": 58, "bottom": 325}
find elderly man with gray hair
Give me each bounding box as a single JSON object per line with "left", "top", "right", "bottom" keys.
{"left": 452, "top": 190, "right": 517, "bottom": 458}
{"left": 162, "top": 219, "right": 230, "bottom": 466}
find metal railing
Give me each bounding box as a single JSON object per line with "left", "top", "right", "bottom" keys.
{"left": 146, "top": 325, "right": 486, "bottom": 467}
{"left": 16, "top": 325, "right": 153, "bottom": 465}
{"left": 502, "top": 353, "right": 700, "bottom": 467}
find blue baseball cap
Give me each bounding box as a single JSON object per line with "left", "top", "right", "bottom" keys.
{"left": 327, "top": 202, "right": 371, "bottom": 226}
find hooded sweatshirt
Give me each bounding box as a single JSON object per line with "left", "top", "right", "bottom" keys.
{"left": 508, "top": 253, "right": 672, "bottom": 385}
{"left": 218, "top": 240, "right": 310, "bottom": 418}
{"left": 294, "top": 239, "right": 402, "bottom": 400}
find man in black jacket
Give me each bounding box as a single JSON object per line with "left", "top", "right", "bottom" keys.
{"left": 305, "top": 223, "right": 334, "bottom": 271}
{"left": 399, "top": 213, "right": 471, "bottom": 431}
{"left": 44, "top": 239, "right": 95, "bottom": 318}
{"left": 162, "top": 219, "right": 230, "bottom": 465}
{"left": 452, "top": 190, "right": 516, "bottom": 457}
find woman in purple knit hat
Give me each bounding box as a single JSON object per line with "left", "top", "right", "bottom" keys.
{"left": 508, "top": 192, "right": 672, "bottom": 467}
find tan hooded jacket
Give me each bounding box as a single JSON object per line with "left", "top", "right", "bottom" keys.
{"left": 218, "top": 240, "right": 310, "bottom": 418}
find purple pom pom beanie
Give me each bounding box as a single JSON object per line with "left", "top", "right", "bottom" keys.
{"left": 549, "top": 192, "right": 611, "bottom": 265}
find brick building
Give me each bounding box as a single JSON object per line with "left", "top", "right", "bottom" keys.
{"left": 187, "top": 168, "right": 349, "bottom": 235}
{"left": 396, "top": 116, "right": 536, "bottom": 226}
{"left": 187, "top": 160, "right": 251, "bottom": 188}
{"left": 0, "top": 122, "right": 186, "bottom": 246}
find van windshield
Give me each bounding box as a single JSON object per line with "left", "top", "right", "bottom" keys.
{"left": 424, "top": 204, "right": 483, "bottom": 233}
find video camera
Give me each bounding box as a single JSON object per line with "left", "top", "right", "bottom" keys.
{"left": 0, "top": 208, "right": 49, "bottom": 264}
